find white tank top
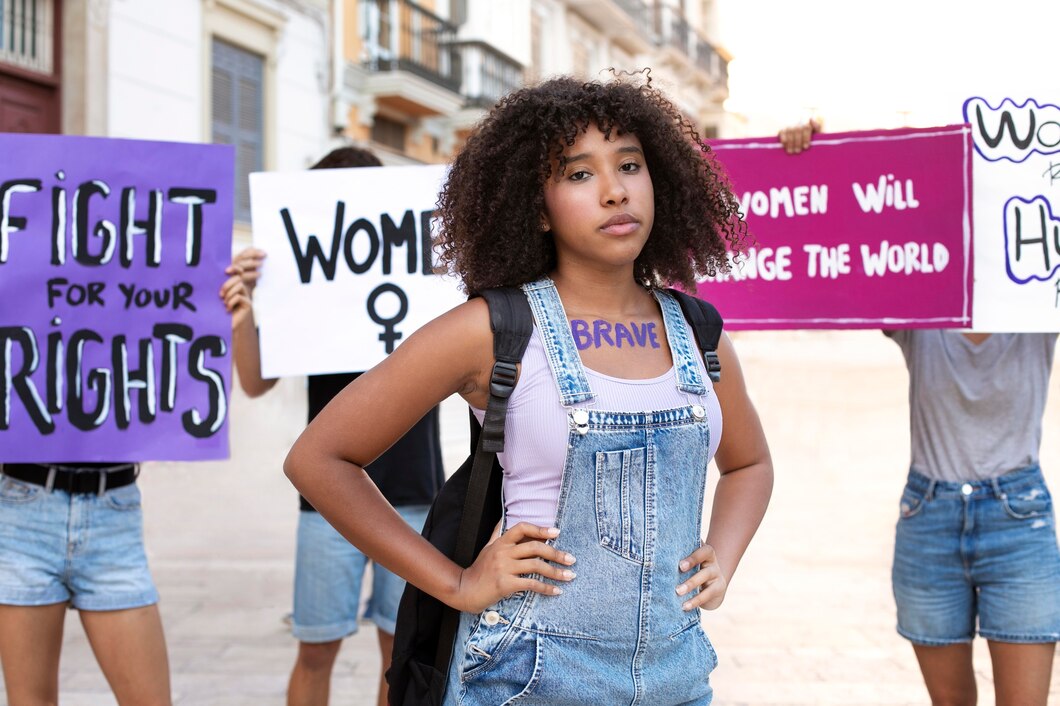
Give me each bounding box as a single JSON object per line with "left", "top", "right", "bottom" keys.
{"left": 473, "top": 319, "right": 723, "bottom": 527}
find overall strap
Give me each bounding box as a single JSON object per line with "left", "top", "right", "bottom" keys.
{"left": 654, "top": 289, "right": 708, "bottom": 395}
{"left": 521, "top": 278, "right": 595, "bottom": 405}
{"left": 666, "top": 288, "right": 724, "bottom": 383}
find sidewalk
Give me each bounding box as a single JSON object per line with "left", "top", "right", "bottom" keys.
{"left": 5, "top": 330, "right": 1060, "bottom": 705}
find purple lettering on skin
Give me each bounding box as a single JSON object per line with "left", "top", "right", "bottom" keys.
{"left": 569, "top": 320, "right": 663, "bottom": 349}
{"left": 593, "top": 319, "right": 614, "bottom": 347}
{"left": 631, "top": 322, "right": 648, "bottom": 347}
{"left": 647, "top": 322, "right": 660, "bottom": 348}
{"left": 571, "top": 319, "right": 593, "bottom": 350}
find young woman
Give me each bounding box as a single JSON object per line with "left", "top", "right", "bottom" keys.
{"left": 780, "top": 123, "right": 1060, "bottom": 706}
{"left": 285, "top": 75, "right": 773, "bottom": 705}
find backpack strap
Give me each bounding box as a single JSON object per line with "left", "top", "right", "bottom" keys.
{"left": 478, "top": 288, "right": 534, "bottom": 454}
{"left": 435, "top": 288, "right": 533, "bottom": 676}
{"left": 453, "top": 287, "right": 532, "bottom": 569}
{"left": 667, "top": 288, "right": 724, "bottom": 382}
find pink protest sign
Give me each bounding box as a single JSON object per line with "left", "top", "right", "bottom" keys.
{"left": 700, "top": 125, "right": 973, "bottom": 329}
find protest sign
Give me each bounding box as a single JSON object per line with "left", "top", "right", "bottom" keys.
{"left": 0, "top": 134, "right": 234, "bottom": 462}
{"left": 964, "top": 97, "right": 1060, "bottom": 331}
{"left": 250, "top": 164, "right": 464, "bottom": 377}
{"left": 701, "top": 126, "right": 973, "bottom": 330}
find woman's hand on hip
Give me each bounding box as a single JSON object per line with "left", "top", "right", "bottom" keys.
{"left": 677, "top": 542, "right": 728, "bottom": 611}
{"left": 453, "top": 523, "right": 577, "bottom": 614}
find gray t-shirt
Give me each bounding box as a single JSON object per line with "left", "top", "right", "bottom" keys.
{"left": 886, "top": 330, "right": 1058, "bottom": 482}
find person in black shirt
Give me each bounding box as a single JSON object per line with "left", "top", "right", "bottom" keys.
{"left": 222, "top": 147, "right": 444, "bottom": 706}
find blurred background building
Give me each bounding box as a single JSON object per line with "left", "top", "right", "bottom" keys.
{"left": 1, "top": 0, "right": 735, "bottom": 243}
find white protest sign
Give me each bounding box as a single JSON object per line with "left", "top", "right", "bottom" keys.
{"left": 967, "top": 97, "right": 1060, "bottom": 331}
{"left": 250, "top": 164, "right": 464, "bottom": 377}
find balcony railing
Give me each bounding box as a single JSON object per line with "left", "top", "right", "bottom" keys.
{"left": 614, "top": 0, "right": 651, "bottom": 31}
{"left": 694, "top": 38, "right": 727, "bottom": 85}
{"left": 655, "top": 5, "right": 728, "bottom": 87}
{"left": 451, "top": 40, "right": 522, "bottom": 109}
{"left": 0, "top": 0, "right": 54, "bottom": 74}
{"left": 360, "top": 0, "right": 461, "bottom": 93}
{"left": 359, "top": 0, "right": 524, "bottom": 109}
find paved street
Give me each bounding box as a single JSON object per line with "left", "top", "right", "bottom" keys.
{"left": 5, "top": 330, "right": 1060, "bottom": 705}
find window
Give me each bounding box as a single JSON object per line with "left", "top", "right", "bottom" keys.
{"left": 211, "top": 37, "right": 264, "bottom": 223}
{"left": 0, "top": 0, "right": 54, "bottom": 74}
{"left": 371, "top": 115, "right": 407, "bottom": 152}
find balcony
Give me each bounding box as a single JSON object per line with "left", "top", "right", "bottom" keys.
{"left": 654, "top": 5, "right": 728, "bottom": 96}
{"left": 693, "top": 37, "right": 728, "bottom": 96}
{"left": 355, "top": 0, "right": 524, "bottom": 118}
{"left": 451, "top": 40, "right": 523, "bottom": 109}
{"left": 357, "top": 0, "right": 464, "bottom": 116}
{"left": 565, "top": 0, "right": 653, "bottom": 54}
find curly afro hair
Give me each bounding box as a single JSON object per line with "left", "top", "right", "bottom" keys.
{"left": 436, "top": 72, "right": 747, "bottom": 294}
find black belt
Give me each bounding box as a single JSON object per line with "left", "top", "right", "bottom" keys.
{"left": 1, "top": 463, "right": 139, "bottom": 495}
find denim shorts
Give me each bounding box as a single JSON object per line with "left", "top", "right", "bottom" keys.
{"left": 892, "top": 465, "right": 1060, "bottom": 645}
{"left": 0, "top": 474, "right": 159, "bottom": 611}
{"left": 292, "top": 504, "right": 429, "bottom": 643}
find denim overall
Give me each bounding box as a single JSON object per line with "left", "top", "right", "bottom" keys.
{"left": 445, "top": 279, "right": 718, "bottom": 705}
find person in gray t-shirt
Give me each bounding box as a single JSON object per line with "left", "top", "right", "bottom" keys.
{"left": 885, "top": 330, "right": 1060, "bottom": 706}
{"left": 781, "top": 123, "right": 1060, "bottom": 706}
{"left": 887, "top": 330, "right": 1056, "bottom": 483}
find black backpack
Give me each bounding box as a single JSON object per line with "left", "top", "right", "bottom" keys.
{"left": 386, "top": 286, "right": 723, "bottom": 706}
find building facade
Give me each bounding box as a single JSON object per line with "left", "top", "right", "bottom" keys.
{"left": 2, "top": 0, "right": 335, "bottom": 241}
{"left": 333, "top": 0, "right": 734, "bottom": 159}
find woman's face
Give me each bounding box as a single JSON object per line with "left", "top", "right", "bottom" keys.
{"left": 542, "top": 125, "right": 654, "bottom": 272}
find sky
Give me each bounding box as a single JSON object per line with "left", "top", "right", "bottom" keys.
{"left": 714, "top": 0, "right": 1057, "bottom": 136}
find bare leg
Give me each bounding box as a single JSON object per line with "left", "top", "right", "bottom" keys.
{"left": 288, "top": 639, "right": 342, "bottom": 706}
{"left": 79, "top": 605, "right": 171, "bottom": 706}
{"left": 0, "top": 603, "right": 66, "bottom": 706}
{"left": 911, "top": 642, "right": 977, "bottom": 706}
{"left": 987, "top": 640, "right": 1055, "bottom": 706}
{"left": 377, "top": 629, "right": 395, "bottom": 706}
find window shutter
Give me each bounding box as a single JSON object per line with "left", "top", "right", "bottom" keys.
{"left": 211, "top": 38, "right": 264, "bottom": 224}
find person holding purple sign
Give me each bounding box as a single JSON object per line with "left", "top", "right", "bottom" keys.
{"left": 221, "top": 146, "right": 445, "bottom": 706}
{"left": 783, "top": 123, "right": 1060, "bottom": 706}
{"left": 0, "top": 134, "right": 234, "bottom": 706}
{"left": 0, "top": 460, "right": 172, "bottom": 705}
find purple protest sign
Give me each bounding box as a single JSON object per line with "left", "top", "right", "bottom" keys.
{"left": 700, "top": 125, "right": 973, "bottom": 329}
{"left": 0, "top": 134, "right": 234, "bottom": 462}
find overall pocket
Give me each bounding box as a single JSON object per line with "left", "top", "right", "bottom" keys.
{"left": 594, "top": 447, "right": 646, "bottom": 563}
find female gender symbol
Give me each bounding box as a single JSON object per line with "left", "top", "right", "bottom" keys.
{"left": 367, "top": 283, "right": 409, "bottom": 353}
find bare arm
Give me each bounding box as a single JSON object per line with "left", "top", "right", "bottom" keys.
{"left": 284, "top": 298, "right": 576, "bottom": 613}
{"left": 220, "top": 247, "right": 278, "bottom": 398}
{"left": 704, "top": 332, "right": 773, "bottom": 581}
{"left": 677, "top": 332, "right": 773, "bottom": 610}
